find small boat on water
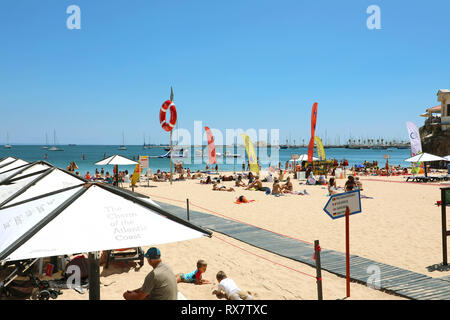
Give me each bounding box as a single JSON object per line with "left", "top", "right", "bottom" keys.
{"left": 118, "top": 132, "right": 127, "bottom": 150}
{"left": 49, "top": 130, "right": 64, "bottom": 151}
{"left": 42, "top": 133, "right": 49, "bottom": 149}
{"left": 150, "top": 149, "right": 188, "bottom": 159}
{"left": 216, "top": 151, "right": 241, "bottom": 158}
{"left": 4, "top": 133, "right": 11, "bottom": 149}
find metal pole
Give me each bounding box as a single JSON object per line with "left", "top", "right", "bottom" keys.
{"left": 186, "top": 198, "right": 190, "bottom": 221}
{"left": 442, "top": 188, "right": 448, "bottom": 265}
{"left": 314, "top": 240, "right": 323, "bottom": 300}
{"left": 170, "top": 130, "right": 173, "bottom": 185}
{"left": 88, "top": 252, "right": 100, "bottom": 300}
{"left": 345, "top": 206, "right": 350, "bottom": 298}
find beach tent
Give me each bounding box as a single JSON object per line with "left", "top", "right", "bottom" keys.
{"left": 0, "top": 161, "right": 54, "bottom": 184}
{"left": 0, "top": 167, "right": 86, "bottom": 208}
{"left": 404, "top": 153, "right": 446, "bottom": 177}
{"left": 0, "top": 157, "right": 21, "bottom": 168}
{"left": 0, "top": 181, "right": 211, "bottom": 299}
{"left": 95, "top": 155, "right": 138, "bottom": 187}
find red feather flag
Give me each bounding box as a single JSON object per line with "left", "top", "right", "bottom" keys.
{"left": 307, "top": 103, "right": 318, "bottom": 162}
{"left": 204, "top": 126, "right": 217, "bottom": 164}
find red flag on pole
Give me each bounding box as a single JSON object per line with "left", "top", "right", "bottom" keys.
{"left": 204, "top": 126, "right": 217, "bottom": 164}
{"left": 308, "top": 103, "right": 318, "bottom": 162}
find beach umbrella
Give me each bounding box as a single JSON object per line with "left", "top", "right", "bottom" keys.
{"left": 95, "top": 155, "right": 138, "bottom": 186}
{"left": 0, "top": 156, "right": 21, "bottom": 168}
{"left": 404, "top": 153, "right": 446, "bottom": 177}
{"left": 289, "top": 154, "right": 319, "bottom": 162}
{"left": 444, "top": 155, "right": 450, "bottom": 161}
{"left": 0, "top": 182, "right": 211, "bottom": 300}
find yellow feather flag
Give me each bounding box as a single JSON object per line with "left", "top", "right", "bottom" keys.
{"left": 241, "top": 133, "right": 259, "bottom": 174}
{"left": 315, "top": 136, "right": 326, "bottom": 160}
{"left": 131, "top": 163, "right": 141, "bottom": 186}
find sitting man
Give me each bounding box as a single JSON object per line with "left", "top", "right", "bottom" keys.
{"left": 245, "top": 176, "right": 263, "bottom": 190}
{"left": 123, "top": 247, "right": 178, "bottom": 300}
{"left": 281, "top": 177, "right": 293, "bottom": 193}
{"left": 272, "top": 179, "right": 282, "bottom": 195}
{"left": 235, "top": 176, "right": 246, "bottom": 187}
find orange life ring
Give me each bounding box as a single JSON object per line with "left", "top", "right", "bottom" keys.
{"left": 160, "top": 100, "right": 177, "bottom": 132}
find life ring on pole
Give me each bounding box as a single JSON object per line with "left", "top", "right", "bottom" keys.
{"left": 160, "top": 100, "right": 177, "bottom": 132}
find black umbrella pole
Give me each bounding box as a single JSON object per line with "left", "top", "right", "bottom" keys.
{"left": 88, "top": 252, "right": 101, "bottom": 300}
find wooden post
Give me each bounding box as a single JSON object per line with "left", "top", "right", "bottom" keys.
{"left": 442, "top": 188, "right": 448, "bottom": 266}
{"left": 88, "top": 252, "right": 100, "bottom": 300}
{"left": 314, "top": 240, "right": 323, "bottom": 300}
{"left": 186, "top": 198, "right": 190, "bottom": 221}
{"left": 345, "top": 206, "right": 350, "bottom": 298}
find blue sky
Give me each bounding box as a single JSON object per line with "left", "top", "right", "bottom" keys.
{"left": 0, "top": 0, "right": 449, "bottom": 145}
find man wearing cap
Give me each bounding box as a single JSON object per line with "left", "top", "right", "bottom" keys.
{"left": 123, "top": 247, "right": 178, "bottom": 300}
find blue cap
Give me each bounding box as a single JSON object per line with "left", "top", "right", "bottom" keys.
{"left": 144, "top": 247, "right": 161, "bottom": 259}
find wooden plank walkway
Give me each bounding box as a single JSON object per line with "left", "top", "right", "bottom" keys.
{"left": 156, "top": 201, "right": 450, "bottom": 300}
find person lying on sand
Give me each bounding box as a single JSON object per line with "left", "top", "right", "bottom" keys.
{"left": 191, "top": 170, "right": 203, "bottom": 179}
{"left": 281, "top": 177, "right": 293, "bottom": 193}
{"left": 200, "top": 176, "right": 212, "bottom": 184}
{"left": 212, "top": 271, "right": 253, "bottom": 300}
{"left": 213, "top": 182, "right": 235, "bottom": 192}
{"left": 235, "top": 176, "right": 246, "bottom": 187}
{"left": 235, "top": 195, "right": 255, "bottom": 204}
{"left": 220, "top": 175, "right": 234, "bottom": 181}
{"left": 176, "top": 259, "right": 211, "bottom": 285}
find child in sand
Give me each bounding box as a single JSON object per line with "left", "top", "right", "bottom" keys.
{"left": 213, "top": 271, "right": 253, "bottom": 300}
{"left": 176, "top": 260, "right": 211, "bottom": 285}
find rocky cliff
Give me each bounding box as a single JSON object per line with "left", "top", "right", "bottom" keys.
{"left": 419, "top": 119, "right": 450, "bottom": 156}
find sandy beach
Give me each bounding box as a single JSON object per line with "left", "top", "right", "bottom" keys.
{"left": 53, "top": 171, "right": 449, "bottom": 300}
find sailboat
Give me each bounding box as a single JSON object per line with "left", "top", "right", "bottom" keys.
{"left": 42, "top": 133, "right": 49, "bottom": 149}
{"left": 118, "top": 132, "right": 127, "bottom": 150}
{"left": 4, "top": 133, "right": 12, "bottom": 149}
{"left": 48, "top": 130, "right": 64, "bottom": 151}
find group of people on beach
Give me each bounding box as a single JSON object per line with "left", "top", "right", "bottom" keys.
{"left": 123, "top": 247, "right": 253, "bottom": 301}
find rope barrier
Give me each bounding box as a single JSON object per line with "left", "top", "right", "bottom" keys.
{"left": 213, "top": 234, "right": 318, "bottom": 280}
{"left": 148, "top": 193, "right": 314, "bottom": 246}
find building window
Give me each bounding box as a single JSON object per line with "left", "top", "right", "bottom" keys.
{"left": 448, "top": 104, "right": 450, "bottom": 117}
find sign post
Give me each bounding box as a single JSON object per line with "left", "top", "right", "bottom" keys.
{"left": 323, "top": 189, "right": 361, "bottom": 298}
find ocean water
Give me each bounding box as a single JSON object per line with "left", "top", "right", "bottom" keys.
{"left": 0, "top": 145, "right": 411, "bottom": 175}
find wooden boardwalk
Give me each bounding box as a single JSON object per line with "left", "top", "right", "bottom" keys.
{"left": 156, "top": 201, "right": 450, "bottom": 300}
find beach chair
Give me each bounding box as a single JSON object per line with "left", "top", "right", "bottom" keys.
{"left": 104, "top": 247, "right": 145, "bottom": 269}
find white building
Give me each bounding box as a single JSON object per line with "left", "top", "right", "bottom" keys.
{"left": 437, "top": 89, "right": 450, "bottom": 131}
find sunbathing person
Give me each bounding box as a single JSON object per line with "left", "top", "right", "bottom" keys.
{"left": 245, "top": 176, "right": 263, "bottom": 190}
{"left": 212, "top": 182, "right": 235, "bottom": 192}
{"left": 192, "top": 170, "right": 203, "bottom": 179}
{"left": 200, "top": 176, "right": 212, "bottom": 184}
{"left": 235, "top": 176, "right": 246, "bottom": 187}
{"left": 220, "top": 175, "right": 234, "bottom": 181}
{"left": 281, "top": 177, "right": 293, "bottom": 193}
